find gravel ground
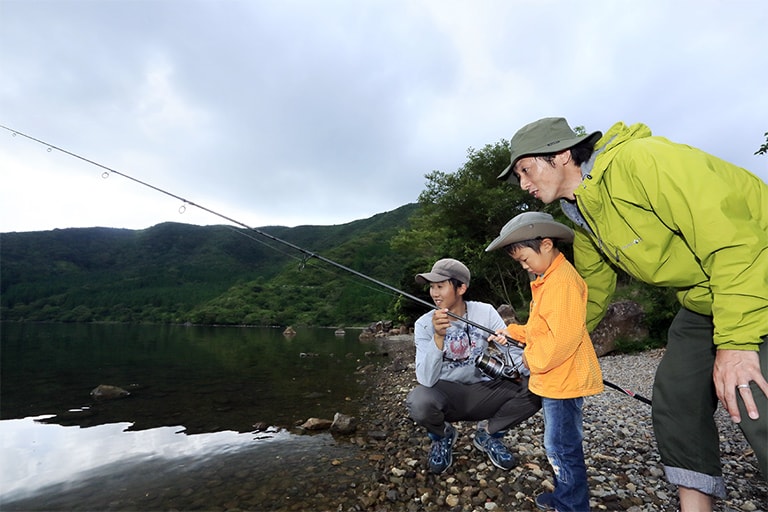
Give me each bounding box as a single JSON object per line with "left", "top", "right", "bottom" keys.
{"left": 342, "top": 337, "right": 767, "bottom": 512}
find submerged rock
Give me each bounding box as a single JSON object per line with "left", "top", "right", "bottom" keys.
{"left": 90, "top": 384, "right": 130, "bottom": 400}
{"left": 300, "top": 417, "right": 333, "bottom": 431}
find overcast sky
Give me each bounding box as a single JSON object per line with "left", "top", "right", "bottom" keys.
{"left": 1, "top": 0, "right": 766, "bottom": 233}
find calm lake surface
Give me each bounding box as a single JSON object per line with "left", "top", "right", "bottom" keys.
{"left": 0, "top": 323, "right": 386, "bottom": 509}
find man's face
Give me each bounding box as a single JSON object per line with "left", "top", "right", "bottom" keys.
{"left": 429, "top": 280, "right": 463, "bottom": 311}
{"left": 512, "top": 155, "right": 564, "bottom": 204}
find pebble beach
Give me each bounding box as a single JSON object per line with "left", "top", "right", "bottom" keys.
{"left": 337, "top": 337, "right": 767, "bottom": 512}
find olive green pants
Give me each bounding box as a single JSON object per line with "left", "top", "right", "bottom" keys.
{"left": 652, "top": 308, "right": 767, "bottom": 497}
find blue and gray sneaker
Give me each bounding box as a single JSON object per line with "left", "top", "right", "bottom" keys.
{"left": 427, "top": 423, "right": 458, "bottom": 474}
{"left": 534, "top": 492, "right": 556, "bottom": 511}
{"left": 473, "top": 427, "right": 517, "bottom": 470}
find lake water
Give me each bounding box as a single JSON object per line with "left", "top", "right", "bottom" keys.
{"left": 0, "top": 323, "right": 385, "bottom": 509}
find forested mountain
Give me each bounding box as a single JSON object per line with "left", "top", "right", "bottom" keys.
{"left": 2, "top": 137, "right": 680, "bottom": 343}
{"left": 1, "top": 204, "right": 419, "bottom": 326}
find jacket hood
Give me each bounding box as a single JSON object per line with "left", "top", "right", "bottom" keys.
{"left": 588, "top": 122, "right": 653, "bottom": 182}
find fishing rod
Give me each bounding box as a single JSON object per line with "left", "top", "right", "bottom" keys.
{"left": 603, "top": 381, "right": 652, "bottom": 405}
{"left": 0, "top": 123, "right": 652, "bottom": 406}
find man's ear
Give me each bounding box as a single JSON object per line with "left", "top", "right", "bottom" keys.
{"left": 457, "top": 283, "right": 468, "bottom": 296}
{"left": 555, "top": 149, "right": 572, "bottom": 166}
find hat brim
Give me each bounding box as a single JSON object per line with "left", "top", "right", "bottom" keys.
{"left": 497, "top": 130, "right": 602, "bottom": 184}
{"left": 415, "top": 271, "right": 453, "bottom": 285}
{"left": 485, "top": 220, "right": 574, "bottom": 252}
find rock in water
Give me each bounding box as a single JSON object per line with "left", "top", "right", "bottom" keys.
{"left": 331, "top": 412, "right": 358, "bottom": 434}
{"left": 90, "top": 384, "right": 130, "bottom": 400}
{"left": 300, "top": 417, "right": 333, "bottom": 430}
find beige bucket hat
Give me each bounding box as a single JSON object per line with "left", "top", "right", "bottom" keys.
{"left": 485, "top": 211, "right": 574, "bottom": 252}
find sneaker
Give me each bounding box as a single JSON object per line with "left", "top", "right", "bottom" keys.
{"left": 473, "top": 428, "right": 517, "bottom": 470}
{"left": 534, "top": 492, "right": 555, "bottom": 511}
{"left": 427, "top": 423, "right": 458, "bottom": 474}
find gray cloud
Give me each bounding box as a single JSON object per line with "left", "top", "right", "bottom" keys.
{"left": 1, "top": 0, "right": 766, "bottom": 232}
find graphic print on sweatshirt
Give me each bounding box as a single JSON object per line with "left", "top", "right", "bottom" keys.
{"left": 442, "top": 322, "right": 478, "bottom": 366}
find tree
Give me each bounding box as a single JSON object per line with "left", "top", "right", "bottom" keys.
{"left": 391, "top": 140, "right": 570, "bottom": 323}
{"left": 756, "top": 131, "right": 768, "bottom": 156}
{"left": 390, "top": 126, "right": 678, "bottom": 347}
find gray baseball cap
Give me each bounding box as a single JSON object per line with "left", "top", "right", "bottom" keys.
{"left": 497, "top": 117, "right": 602, "bottom": 184}
{"left": 415, "top": 258, "right": 471, "bottom": 286}
{"left": 485, "top": 211, "right": 574, "bottom": 252}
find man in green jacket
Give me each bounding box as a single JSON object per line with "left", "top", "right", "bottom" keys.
{"left": 497, "top": 117, "right": 767, "bottom": 511}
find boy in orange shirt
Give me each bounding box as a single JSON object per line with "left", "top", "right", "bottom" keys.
{"left": 487, "top": 211, "right": 603, "bottom": 512}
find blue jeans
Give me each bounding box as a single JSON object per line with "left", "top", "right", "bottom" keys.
{"left": 542, "top": 397, "right": 589, "bottom": 511}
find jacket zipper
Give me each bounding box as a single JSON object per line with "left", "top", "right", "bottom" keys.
{"left": 575, "top": 196, "right": 641, "bottom": 265}
{"left": 617, "top": 239, "right": 642, "bottom": 262}
{"left": 575, "top": 196, "right": 604, "bottom": 251}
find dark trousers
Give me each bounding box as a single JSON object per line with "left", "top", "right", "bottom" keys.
{"left": 653, "top": 308, "right": 768, "bottom": 497}
{"left": 406, "top": 377, "right": 541, "bottom": 437}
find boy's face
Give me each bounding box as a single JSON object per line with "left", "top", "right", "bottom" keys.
{"left": 428, "top": 280, "right": 465, "bottom": 312}
{"left": 508, "top": 244, "right": 553, "bottom": 276}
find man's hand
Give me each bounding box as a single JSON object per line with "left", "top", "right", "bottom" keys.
{"left": 713, "top": 349, "right": 768, "bottom": 423}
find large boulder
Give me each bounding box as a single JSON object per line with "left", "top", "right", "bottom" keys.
{"left": 590, "top": 300, "right": 649, "bottom": 356}
{"left": 497, "top": 304, "right": 520, "bottom": 325}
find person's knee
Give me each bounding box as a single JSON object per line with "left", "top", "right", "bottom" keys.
{"left": 406, "top": 387, "right": 431, "bottom": 423}
{"left": 517, "top": 389, "right": 542, "bottom": 417}
{"left": 528, "top": 391, "right": 543, "bottom": 412}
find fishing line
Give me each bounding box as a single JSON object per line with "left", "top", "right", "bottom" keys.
{"left": 225, "top": 226, "right": 403, "bottom": 302}
{"left": 0, "top": 124, "right": 451, "bottom": 315}
{"left": 1, "top": 123, "right": 652, "bottom": 406}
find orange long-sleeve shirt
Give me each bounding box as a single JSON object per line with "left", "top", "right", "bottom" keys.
{"left": 506, "top": 252, "right": 603, "bottom": 399}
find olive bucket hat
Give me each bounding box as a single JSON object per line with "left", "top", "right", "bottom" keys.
{"left": 485, "top": 211, "right": 574, "bottom": 252}
{"left": 497, "top": 117, "right": 602, "bottom": 184}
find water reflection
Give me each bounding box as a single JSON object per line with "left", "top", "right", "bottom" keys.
{"left": 2, "top": 415, "right": 285, "bottom": 501}
{"left": 2, "top": 417, "right": 360, "bottom": 510}
{"left": 1, "top": 323, "right": 375, "bottom": 432}
{"left": 0, "top": 323, "right": 382, "bottom": 506}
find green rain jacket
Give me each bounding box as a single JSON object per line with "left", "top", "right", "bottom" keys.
{"left": 564, "top": 122, "right": 768, "bottom": 351}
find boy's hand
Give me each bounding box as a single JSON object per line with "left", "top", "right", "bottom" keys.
{"left": 488, "top": 329, "right": 509, "bottom": 346}
{"left": 431, "top": 309, "right": 451, "bottom": 350}
{"left": 432, "top": 308, "right": 451, "bottom": 336}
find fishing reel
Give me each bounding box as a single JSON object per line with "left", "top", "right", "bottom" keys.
{"left": 475, "top": 340, "right": 521, "bottom": 381}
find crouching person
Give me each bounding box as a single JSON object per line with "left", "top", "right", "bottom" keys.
{"left": 406, "top": 258, "right": 541, "bottom": 474}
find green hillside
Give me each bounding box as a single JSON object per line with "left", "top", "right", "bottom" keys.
{"left": 0, "top": 204, "right": 419, "bottom": 326}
